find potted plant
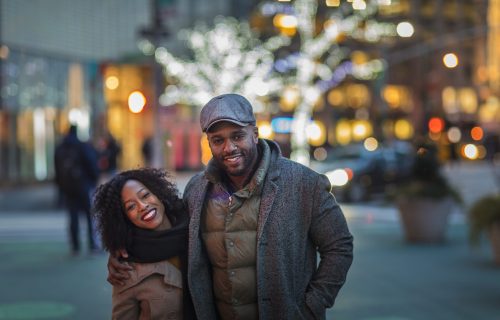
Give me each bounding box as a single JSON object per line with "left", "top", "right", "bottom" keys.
{"left": 468, "top": 194, "right": 500, "bottom": 266}
{"left": 395, "top": 140, "right": 461, "bottom": 243}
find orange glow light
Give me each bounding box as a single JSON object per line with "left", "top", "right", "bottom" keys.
{"left": 470, "top": 126, "right": 484, "bottom": 141}
{"left": 428, "top": 117, "right": 444, "bottom": 133}
{"left": 345, "top": 168, "right": 354, "bottom": 180}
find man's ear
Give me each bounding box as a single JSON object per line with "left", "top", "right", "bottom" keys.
{"left": 253, "top": 126, "right": 259, "bottom": 142}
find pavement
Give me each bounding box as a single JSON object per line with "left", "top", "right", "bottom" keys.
{"left": 0, "top": 161, "right": 499, "bottom": 319}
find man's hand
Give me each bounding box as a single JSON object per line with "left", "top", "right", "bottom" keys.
{"left": 107, "top": 249, "right": 133, "bottom": 286}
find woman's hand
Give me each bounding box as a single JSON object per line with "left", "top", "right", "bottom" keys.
{"left": 107, "top": 249, "right": 133, "bottom": 286}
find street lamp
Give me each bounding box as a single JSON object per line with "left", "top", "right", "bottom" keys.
{"left": 139, "top": 0, "right": 170, "bottom": 169}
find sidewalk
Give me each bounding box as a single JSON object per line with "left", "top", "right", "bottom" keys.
{"left": 330, "top": 204, "right": 500, "bottom": 320}
{"left": 0, "top": 164, "right": 499, "bottom": 319}
{"left": 1, "top": 204, "right": 499, "bottom": 319}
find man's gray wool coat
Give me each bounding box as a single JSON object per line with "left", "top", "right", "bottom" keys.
{"left": 183, "top": 139, "right": 353, "bottom": 320}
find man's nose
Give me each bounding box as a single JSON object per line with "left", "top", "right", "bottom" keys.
{"left": 223, "top": 140, "right": 236, "bottom": 153}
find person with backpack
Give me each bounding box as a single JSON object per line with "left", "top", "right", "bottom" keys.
{"left": 54, "top": 124, "right": 100, "bottom": 255}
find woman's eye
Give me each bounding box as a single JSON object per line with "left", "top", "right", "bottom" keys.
{"left": 126, "top": 204, "right": 135, "bottom": 211}
{"left": 143, "top": 192, "right": 150, "bottom": 198}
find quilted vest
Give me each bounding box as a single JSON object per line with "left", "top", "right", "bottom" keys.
{"left": 202, "top": 141, "right": 271, "bottom": 320}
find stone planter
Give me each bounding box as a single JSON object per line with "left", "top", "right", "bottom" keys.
{"left": 489, "top": 222, "right": 500, "bottom": 266}
{"left": 397, "top": 197, "right": 454, "bottom": 243}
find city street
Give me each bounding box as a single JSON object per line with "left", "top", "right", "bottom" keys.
{"left": 2, "top": 1, "right": 500, "bottom": 319}
{"left": 0, "top": 162, "right": 499, "bottom": 319}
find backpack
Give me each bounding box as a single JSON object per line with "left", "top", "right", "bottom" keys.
{"left": 55, "top": 142, "right": 86, "bottom": 195}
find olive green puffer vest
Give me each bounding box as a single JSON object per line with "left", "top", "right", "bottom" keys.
{"left": 201, "top": 141, "right": 270, "bottom": 320}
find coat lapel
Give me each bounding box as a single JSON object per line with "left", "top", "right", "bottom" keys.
{"left": 257, "top": 159, "right": 280, "bottom": 241}
{"left": 188, "top": 177, "right": 209, "bottom": 272}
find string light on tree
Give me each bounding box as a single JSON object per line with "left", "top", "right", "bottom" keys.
{"left": 148, "top": 2, "right": 399, "bottom": 165}
{"left": 266, "top": 0, "right": 396, "bottom": 164}
{"left": 153, "top": 16, "right": 290, "bottom": 112}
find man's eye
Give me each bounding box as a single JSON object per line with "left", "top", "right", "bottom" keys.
{"left": 212, "top": 139, "right": 223, "bottom": 145}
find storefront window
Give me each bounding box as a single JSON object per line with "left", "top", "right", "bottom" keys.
{"left": 0, "top": 48, "right": 99, "bottom": 184}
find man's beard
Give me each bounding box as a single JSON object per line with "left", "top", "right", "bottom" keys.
{"left": 215, "top": 147, "right": 257, "bottom": 177}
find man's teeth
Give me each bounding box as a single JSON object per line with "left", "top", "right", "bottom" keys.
{"left": 225, "top": 155, "right": 241, "bottom": 162}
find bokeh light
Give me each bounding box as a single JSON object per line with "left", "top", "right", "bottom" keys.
{"left": 105, "top": 76, "right": 119, "bottom": 90}
{"left": 128, "top": 91, "right": 146, "bottom": 113}
{"left": 307, "top": 121, "right": 326, "bottom": 146}
{"left": 396, "top": 22, "right": 414, "bottom": 38}
{"left": 463, "top": 144, "right": 479, "bottom": 160}
{"left": 447, "top": 127, "right": 462, "bottom": 143}
{"left": 443, "top": 53, "right": 458, "bottom": 68}
{"left": 326, "top": 169, "right": 349, "bottom": 187}
{"left": 394, "top": 119, "right": 414, "bottom": 139}
{"left": 470, "top": 126, "right": 484, "bottom": 141}
{"left": 336, "top": 120, "right": 352, "bottom": 145}
{"left": 258, "top": 121, "right": 274, "bottom": 139}
{"left": 313, "top": 147, "right": 328, "bottom": 161}
{"left": 326, "top": 0, "right": 340, "bottom": 7}
{"left": 428, "top": 117, "right": 444, "bottom": 133}
{"left": 364, "top": 137, "right": 379, "bottom": 151}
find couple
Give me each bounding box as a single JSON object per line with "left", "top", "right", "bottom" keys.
{"left": 95, "top": 93, "right": 354, "bottom": 319}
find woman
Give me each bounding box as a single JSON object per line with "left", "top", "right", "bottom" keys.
{"left": 93, "top": 168, "right": 192, "bottom": 319}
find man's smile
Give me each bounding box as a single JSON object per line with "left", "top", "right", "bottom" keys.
{"left": 224, "top": 154, "right": 243, "bottom": 164}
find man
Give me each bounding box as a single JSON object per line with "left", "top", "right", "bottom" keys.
{"left": 55, "top": 125, "right": 100, "bottom": 255}
{"left": 109, "top": 94, "right": 353, "bottom": 319}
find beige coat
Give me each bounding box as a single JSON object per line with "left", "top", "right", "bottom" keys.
{"left": 112, "top": 259, "right": 183, "bottom": 320}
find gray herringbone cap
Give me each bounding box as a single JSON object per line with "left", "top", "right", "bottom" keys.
{"left": 200, "top": 94, "right": 256, "bottom": 132}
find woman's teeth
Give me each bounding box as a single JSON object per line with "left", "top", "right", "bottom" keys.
{"left": 142, "top": 209, "right": 156, "bottom": 221}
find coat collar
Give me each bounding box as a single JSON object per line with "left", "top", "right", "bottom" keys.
{"left": 204, "top": 139, "right": 271, "bottom": 198}
{"left": 199, "top": 139, "right": 282, "bottom": 241}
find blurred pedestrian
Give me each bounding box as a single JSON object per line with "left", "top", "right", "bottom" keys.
{"left": 93, "top": 168, "right": 194, "bottom": 319}
{"left": 97, "top": 131, "right": 121, "bottom": 180}
{"left": 54, "top": 125, "right": 100, "bottom": 255}
{"left": 484, "top": 133, "right": 500, "bottom": 163}
{"left": 141, "top": 136, "right": 153, "bottom": 167}
{"left": 448, "top": 141, "right": 459, "bottom": 166}
{"left": 108, "top": 94, "right": 353, "bottom": 319}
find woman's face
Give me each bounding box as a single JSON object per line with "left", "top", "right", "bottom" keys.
{"left": 121, "top": 179, "right": 170, "bottom": 231}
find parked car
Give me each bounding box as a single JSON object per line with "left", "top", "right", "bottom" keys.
{"left": 310, "top": 142, "right": 414, "bottom": 202}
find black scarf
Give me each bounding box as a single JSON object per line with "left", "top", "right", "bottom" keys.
{"left": 125, "top": 212, "right": 189, "bottom": 264}
{"left": 125, "top": 212, "right": 197, "bottom": 319}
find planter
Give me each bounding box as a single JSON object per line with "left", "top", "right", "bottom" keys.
{"left": 397, "top": 197, "right": 454, "bottom": 243}
{"left": 489, "top": 222, "right": 500, "bottom": 266}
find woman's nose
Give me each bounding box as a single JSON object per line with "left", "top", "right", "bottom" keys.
{"left": 138, "top": 200, "right": 149, "bottom": 210}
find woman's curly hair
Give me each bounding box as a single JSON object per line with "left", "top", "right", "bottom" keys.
{"left": 92, "top": 168, "right": 185, "bottom": 253}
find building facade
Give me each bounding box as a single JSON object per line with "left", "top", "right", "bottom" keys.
{"left": 0, "top": 0, "right": 249, "bottom": 184}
